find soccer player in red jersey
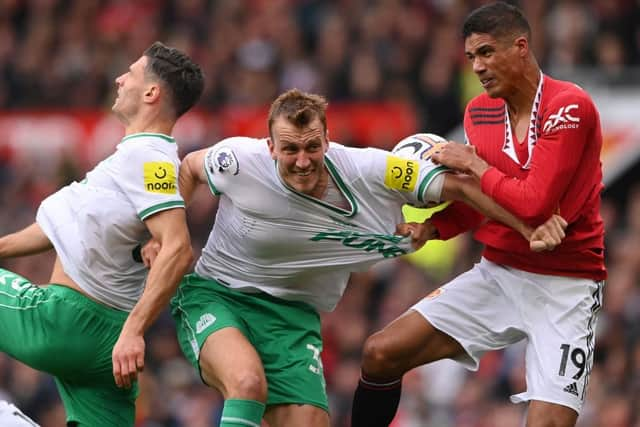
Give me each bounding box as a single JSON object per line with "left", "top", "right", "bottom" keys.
{"left": 351, "top": 3, "right": 606, "bottom": 427}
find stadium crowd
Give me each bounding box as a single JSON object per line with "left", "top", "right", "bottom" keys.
{"left": 1, "top": 0, "right": 639, "bottom": 426}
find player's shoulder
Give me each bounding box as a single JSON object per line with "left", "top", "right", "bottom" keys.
{"left": 464, "top": 94, "right": 505, "bottom": 126}
{"left": 204, "top": 137, "right": 269, "bottom": 177}
{"left": 214, "top": 136, "right": 267, "bottom": 152}
{"left": 117, "top": 133, "right": 179, "bottom": 162}
{"left": 466, "top": 93, "right": 504, "bottom": 114}
{"left": 327, "top": 141, "right": 388, "bottom": 164}
{"left": 543, "top": 76, "right": 595, "bottom": 107}
{"left": 467, "top": 92, "right": 504, "bottom": 109}
{"left": 208, "top": 136, "right": 269, "bottom": 163}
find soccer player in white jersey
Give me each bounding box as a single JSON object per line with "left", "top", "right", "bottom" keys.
{"left": 0, "top": 42, "right": 203, "bottom": 426}
{"left": 146, "top": 89, "right": 566, "bottom": 427}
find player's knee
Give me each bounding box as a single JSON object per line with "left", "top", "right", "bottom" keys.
{"left": 226, "top": 370, "right": 268, "bottom": 402}
{"left": 361, "top": 332, "right": 402, "bottom": 377}
{"left": 199, "top": 356, "right": 267, "bottom": 402}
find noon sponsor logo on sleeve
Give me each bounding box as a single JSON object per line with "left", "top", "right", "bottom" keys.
{"left": 384, "top": 155, "right": 417, "bottom": 192}
{"left": 143, "top": 162, "right": 177, "bottom": 194}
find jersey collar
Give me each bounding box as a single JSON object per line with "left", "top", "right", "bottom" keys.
{"left": 502, "top": 71, "right": 544, "bottom": 169}
{"left": 120, "top": 132, "right": 175, "bottom": 144}
{"left": 275, "top": 155, "right": 358, "bottom": 218}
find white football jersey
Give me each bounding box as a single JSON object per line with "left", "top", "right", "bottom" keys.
{"left": 194, "top": 137, "right": 449, "bottom": 311}
{"left": 36, "top": 133, "right": 184, "bottom": 311}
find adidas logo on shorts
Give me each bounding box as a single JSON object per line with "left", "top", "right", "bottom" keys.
{"left": 563, "top": 382, "right": 579, "bottom": 396}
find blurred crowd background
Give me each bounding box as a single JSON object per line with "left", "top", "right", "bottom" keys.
{"left": 1, "top": 0, "right": 639, "bottom": 426}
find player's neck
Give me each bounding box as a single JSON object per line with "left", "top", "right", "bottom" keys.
{"left": 505, "top": 66, "right": 541, "bottom": 122}
{"left": 308, "top": 167, "right": 330, "bottom": 200}
{"left": 123, "top": 111, "right": 175, "bottom": 138}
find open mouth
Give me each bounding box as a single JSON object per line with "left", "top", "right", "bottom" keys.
{"left": 480, "top": 78, "right": 494, "bottom": 88}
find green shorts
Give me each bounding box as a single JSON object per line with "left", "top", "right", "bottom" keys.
{"left": 171, "top": 273, "right": 328, "bottom": 411}
{"left": 0, "top": 268, "right": 137, "bottom": 426}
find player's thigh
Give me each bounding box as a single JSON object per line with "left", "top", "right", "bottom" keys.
{"left": 170, "top": 275, "right": 265, "bottom": 395}
{"left": 246, "top": 293, "right": 328, "bottom": 412}
{"left": 199, "top": 327, "right": 266, "bottom": 397}
{"left": 0, "top": 269, "right": 51, "bottom": 363}
{"left": 0, "top": 270, "right": 125, "bottom": 379}
{"left": 515, "top": 275, "right": 604, "bottom": 415}
{"left": 411, "top": 260, "right": 526, "bottom": 370}
{"left": 264, "top": 403, "right": 329, "bottom": 427}
{"left": 364, "top": 309, "right": 466, "bottom": 371}
{"left": 55, "top": 376, "right": 136, "bottom": 427}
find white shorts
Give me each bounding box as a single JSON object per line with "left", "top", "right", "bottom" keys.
{"left": 0, "top": 401, "right": 39, "bottom": 427}
{"left": 412, "top": 258, "right": 604, "bottom": 414}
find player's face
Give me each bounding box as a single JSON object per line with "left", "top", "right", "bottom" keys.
{"left": 464, "top": 32, "right": 523, "bottom": 99}
{"left": 268, "top": 116, "right": 329, "bottom": 198}
{"left": 112, "top": 56, "right": 148, "bottom": 119}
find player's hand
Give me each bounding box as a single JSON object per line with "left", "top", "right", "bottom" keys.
{"left": 432, "top": 142, "right": 489, "bottom": 178}
{"left": 141, "top": 239, "right": 161, "bottom": 268}
{"left": 529, "top": 214, "right": 568, "bottom": 252}
{"left": 112, "top": 332, "right": 145, "bottom": 389}
{"left": 396, "top": 221, "right": 438, "bottom": 250}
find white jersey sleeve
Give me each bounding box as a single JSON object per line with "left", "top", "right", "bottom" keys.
{"left": 355, "top": 146, "right": 449, "bottom": 206}
{"left": 202, "top": 136, "right": 264, "bottom": 196}
{"left": 117, "top": 144, "right": 184, "bottom": 220}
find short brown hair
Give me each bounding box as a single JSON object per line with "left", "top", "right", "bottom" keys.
{"left": 268, "top": 89, "right": 328, "bottom": 139}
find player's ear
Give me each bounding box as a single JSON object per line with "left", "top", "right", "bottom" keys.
{"left": 323, "top": 129, "right": 330, "bottom": 152}
{"left": 514, "top": 36, "right": 529, "bottom": 57}
{"left": 144, "top": 84, "right": 161, "bottom": 104}
{"left": 267, "top": 138, "right": 277, "bottom": 160}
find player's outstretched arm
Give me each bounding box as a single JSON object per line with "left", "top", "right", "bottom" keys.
{"left": 111, "top": 208, "right": 193, "bottom": 389}
{"left": 0, "top": 223, "right": 53, "bottom": 258}
{"left": 441, "top": 173, "right": 565, "bottom": 250}
{"left": 179, "top": 148, "right": 210, "bottom": 205}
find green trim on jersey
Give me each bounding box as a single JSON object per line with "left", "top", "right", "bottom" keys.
{"left": 418, "top": 166, "right": 449, "bottom": 203}
{"left": 120, "top": 132, "right": 175, "bottom": 144}
{"left": 138, "top": 200, "right": 185, "bottom": 220}
{"left": 276, "top": 156, "right": 358, "bottom": 218}
{"left": 204, "top": 159, "right": 222, "bottom": 196}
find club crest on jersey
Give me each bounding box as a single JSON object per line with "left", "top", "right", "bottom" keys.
{"left": 143, "top": 162, "right": 177, "bottom": 194}
{"left": 543, "top": 104, "right": 580, "bottom": 134}
{"left": 206, "top": 146, "right": 239, "bottom": 175}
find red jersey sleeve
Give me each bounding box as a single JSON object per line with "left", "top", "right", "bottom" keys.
{"left": 430, "top": 201, "right": 484, "bottom": 240}
{"left": 480, "top": 90, "right": 597, "bottom": 223}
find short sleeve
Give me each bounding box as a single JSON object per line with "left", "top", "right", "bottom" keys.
{"left": 368, "top": 148, "right": 450, "bottom": 206}
{"left": 117, "top": 145, "right": 184, "bottom": 220}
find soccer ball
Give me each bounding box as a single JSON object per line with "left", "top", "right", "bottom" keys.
{"left": 391, "top": 133, "right": 447, "bottom": 162}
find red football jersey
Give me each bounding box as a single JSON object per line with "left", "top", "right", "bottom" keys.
{"left": 431, "top": 75, "right": 606, "bottom": 280}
